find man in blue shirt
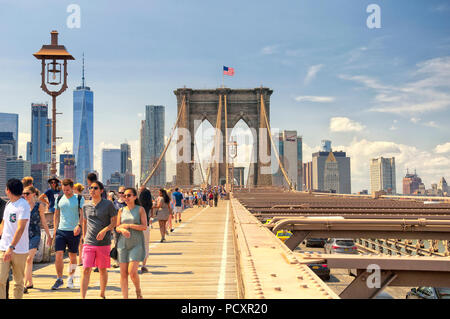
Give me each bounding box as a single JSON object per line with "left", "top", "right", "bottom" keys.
{"left": 51, "top": 179, "right": 85, "bottom": 290}
{"left": 39, "top": 178, "right": 61, "bottom": 213}
{"left": 172, "top": 188, "right": 184, "bottom": 223}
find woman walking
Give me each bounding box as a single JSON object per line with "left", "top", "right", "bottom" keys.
{"left": 115, "top": 188, "right": 147, "bottom": 299}
{"left": 154, "top": 189, "right": 172, "bottom": 242}
{"left": 23, "top": 186, "right": 52, "bottom": 293}
{"left": 138, "top": 186, "right": 153, "bottom": 274}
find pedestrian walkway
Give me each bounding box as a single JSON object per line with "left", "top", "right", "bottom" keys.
{"left": 20, "top": 200, "right": 237, "bottom": 299}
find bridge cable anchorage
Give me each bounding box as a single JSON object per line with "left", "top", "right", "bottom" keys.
{"left": 141, "top": 94, "right": 186, "bottom": 187}
{"left": 259, "top": 92, "right": 295, "bottom": 191}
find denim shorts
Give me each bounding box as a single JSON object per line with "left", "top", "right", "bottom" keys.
{"left": 29, "top": 235, "right": 41, "bottom": 250}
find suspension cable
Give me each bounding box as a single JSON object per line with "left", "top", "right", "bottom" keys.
{"left": 259, "top": 92, "right": 295, "bottom": 191}
{"left": 141, "top": 95, "right": 186, "bottom": 187}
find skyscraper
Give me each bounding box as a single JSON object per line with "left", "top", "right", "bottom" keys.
{"left": 0, "top": 132, "right": 16, "bottom": 158}
{"left": 30, "top": 103, "right": 51, "bottom": 164}
{"left": 0, "top": 151, "right": 6, "bottom": 197}
{"left": 272, "top": 130, "right": 302, "bottom": 190}
{"left": 312, "top": 141, "right": 351, "bottom": 194}
{"left": 102, "top": 148, "right": 121, "bottom": 184}
{"left": 140, "top": 105, "right": 166, "bottom": 186}
{"left": 403, "top": 170, "right": 424, "bottom": 195}
{"left": 0, "top": 113, "right": 18, "bottom": 157}
{"left": 370, "top": 157, "right": 396, "bottom": 194}
{"left": 73, "top": 55, "right": 94, "bottom": 183}
{"left": 59, "top": 153, "right": 75, "bottom": 178}
{"left": 120, "top": 143, "right": 132, "bottom": 174}
{"left": 6, "top": 156, "right": 31, "bottom": 181}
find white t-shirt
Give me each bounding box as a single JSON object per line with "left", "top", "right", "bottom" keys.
{"left": 0, "top": 198, "right": 30, "bottom": 254}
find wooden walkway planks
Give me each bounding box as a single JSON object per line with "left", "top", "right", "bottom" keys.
{"left": 19, "top": 200, "right": 237, "bottom": 299}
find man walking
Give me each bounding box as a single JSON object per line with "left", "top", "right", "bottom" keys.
{"left": 172, "top": 188, "right": 184, "bottom": 223}
{"left": 52, "top": 179, "right": 85, "bottom": 290}
{"left": 0, "top": 179, "right": 30, "bottom": 299}
{"left": 81, "top": 181, "right": 117, "bottom": 299}
{"left": 39, "top": 177, "right": 60, "bottom": 213}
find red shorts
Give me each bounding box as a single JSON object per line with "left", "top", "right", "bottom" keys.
{"left": 82, "top": 244, "right": 111, "bottom": 269}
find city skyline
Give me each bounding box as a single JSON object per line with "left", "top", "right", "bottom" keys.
{"left": 0, "top": 1, "right": 449, "bottom": 191}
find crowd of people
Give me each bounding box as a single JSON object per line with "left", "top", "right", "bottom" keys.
{"left": 0, "top": 174, "right": 226, "bottom": 299}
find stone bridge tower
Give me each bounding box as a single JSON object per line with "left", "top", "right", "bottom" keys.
{"left": 174, "top": 87, "right": 273, "bottom": 187}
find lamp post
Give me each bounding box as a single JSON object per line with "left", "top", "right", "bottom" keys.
{"left": 33, "top": 30, "right": 75, "bottom": 177}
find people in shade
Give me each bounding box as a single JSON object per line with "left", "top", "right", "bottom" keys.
{"left": 115, "top": 188, "right": 147, "bottom": 299}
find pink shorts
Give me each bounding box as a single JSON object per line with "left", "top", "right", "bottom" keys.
{"left": 82, "top": 244, "right": 111, "bottom": 269}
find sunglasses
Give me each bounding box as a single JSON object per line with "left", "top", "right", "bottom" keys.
{"left": 89, "top": 186, "right": 99, "bottom": 190}
{"left": 124, "top": 194, "right": 134, "bottom": 198}
{"left": 22, "top": 192, "right": 31, "bottom": 196}
{"left": 118, "top": 192, "right": 124, "bottom": 194}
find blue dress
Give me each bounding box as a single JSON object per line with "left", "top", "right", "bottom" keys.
{"left": 29, "top": 202, "right": 41, "bottom": 250}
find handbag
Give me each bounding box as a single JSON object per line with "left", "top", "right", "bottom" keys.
{"left": 110, "top": 234, "right": 119, "bottom": 260}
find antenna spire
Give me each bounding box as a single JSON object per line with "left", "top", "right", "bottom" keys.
{"left": 82, "top": 53, "right": 85, "bottom": 87}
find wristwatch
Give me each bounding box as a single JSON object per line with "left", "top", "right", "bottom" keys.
{"left": 8, "top": 245, "right": 15, "bottom": 250}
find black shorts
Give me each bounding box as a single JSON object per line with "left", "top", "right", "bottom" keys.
{"left": 55, "top": 229, "right": 81, "bottom": 253}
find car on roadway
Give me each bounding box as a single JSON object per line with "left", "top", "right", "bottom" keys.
{"left": 406, "top": 287, "right": 450, "bottom": 299}
{"left": 276, "top": 230, "right": 292, "bottom": 242}
{"left": 324, "top": 238, "right": 358, "bottom": 254}
{"left": 305, "top": 238, "right": 327, "bottom": 247}
{"left": 307, "top": 263, "right": 330, "bottom": 281}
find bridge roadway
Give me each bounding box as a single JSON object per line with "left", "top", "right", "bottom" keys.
{"left": 17, "top": 198, "right": 338, "bottom": 299}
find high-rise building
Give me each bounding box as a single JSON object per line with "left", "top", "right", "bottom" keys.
{"left": 312, "top": 141, "right": 351, "bottom": 194}
{"left": 59, "top": 153, "right": 75, "bottom": 177}
{"left": 30, "top": 103, "right": 51, "bottom": 164}
{"left": 73, "top": 55, "right": 94, "bottom": 183}
{"left": 31, "top": 163, "right": 49, "bottom": 193}
{"left": 272, "top": 131, "right": 302, "bottom": 190}
{"left": 6, "top": 156, "right": 31, "bottom": 181}
{"left": 0, "top": 151, "right": 6, "bottom": 197}
{"left": 370, "top": 157, "right": 396, "bottom": 194}
{"left": 120, "top": 143, "right": 132, "bottom": 174}
{"left": 102, "top": 148, "right": 121, "bottom": 184}
{"left": 321, "top": 140, "right": 332, "bottom": 152}
{"left": 140, "top": 105, "right": 166, "bottom": 186}
{"left": 60, "top": 153, "right": 76, "bottom": 180}
{"left": 0, "top": 132, "right": 16, "bottom": 158}
{"left": 302, "top": 161, "right": 313, "bottom": 191}
{"left": 0, "top": 113, "right": 18, "bottom": 157}
{"left": 402, "top": 170, "right": 424, "bottom": 195}
{"left": 438, "top": 177, "right": 448, "bottom": 194}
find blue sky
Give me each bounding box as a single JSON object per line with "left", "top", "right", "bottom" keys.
{"left": 0, "top": 0, "right": 449, "bottom": 191}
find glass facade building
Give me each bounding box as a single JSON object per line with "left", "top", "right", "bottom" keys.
{"left": 102, "top": 148, "right": 121, "bottom": 184}
{"left": 140, "top": 105, "right": 166, "bottom": 186}
{"left": 0, "top": 112, "right": 18, "bottom": 157}
{"left": 31, "top": 103, "right": 51, "bottom": 164}
{"left": 73, "top": 84, "right": 94, "bottom": 183}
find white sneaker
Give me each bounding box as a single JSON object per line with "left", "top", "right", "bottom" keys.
{"left": 67, "top": 276, "right": 74, "bottom": 289}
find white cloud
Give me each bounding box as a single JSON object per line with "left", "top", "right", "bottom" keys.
{"left": 339, "top": 56, "right": 450, "bottom": 115}
{"left": 331, "top": 138, "right": 450, "bottom": 192}
{"left": 424, "top": 121, "right": 439, "bottom": 128}
{"left": 435, "top": 142, "right": 450, "bottom": 154}
{"left": 295, "top": 96, "right": 335, "bottom": 103}
{"left": 410, "top": 117, "right": 421, "bottom": 124}
{"left": 261, "top": 45, "right": 278, "bottom": 55}
{"left": 329, "top": 117, "right": 365, "bottom": 133}
{"left": 304, "top": 64, "right": 324, "bottom": 84}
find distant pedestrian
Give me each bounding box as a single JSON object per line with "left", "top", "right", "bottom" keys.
{"left": 51, "top": 179, "right": 85, "bottom": 290}
{"left": 23, "top": 186, "right": 52, "bottom": 294}
{"left": 80, "top": 181, "right": 117, "bottom": 299}
{"left": 0, "top": 179, "right": 30, "bottom": 299}
{"left": 138, "top": 186, "right": 153, "bottom": 274}
{"left": 208, "top": 192, "right": 213, "bottom": 207}
{"left": 39, "top": 177, "right": 61, "bottom": 213}
{"left": 213, "top": 191, "right": 219, "bottom": 207}
{"left": 155, "top": 189, "right": 172, "bottom": 242}
{"left": 116, "top": 188, "right": 147, "bottom": 299}
{"left": 172, "top": 188, "right": 184, "bottom": 223}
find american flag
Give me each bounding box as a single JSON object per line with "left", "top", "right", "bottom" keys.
{"left": 223, "top": 66, "right": 234, "bottom": 76}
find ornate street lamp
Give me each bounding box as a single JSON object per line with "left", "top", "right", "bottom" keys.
{"left": 33, "top": 30, "right": 75, "bottom": 177}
